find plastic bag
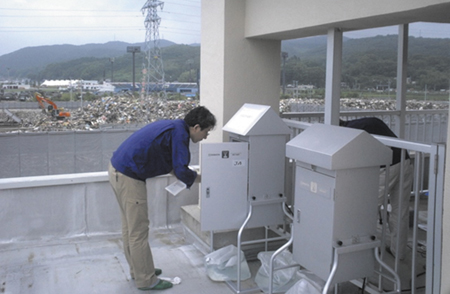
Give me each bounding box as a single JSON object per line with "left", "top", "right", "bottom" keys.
{"left": 254, "top": 250, "right": 299, "bottom": 293}
{"left": 285, "top": 269, "right": 325, "bottom": 294}
{"left": 285, "top": 279, "right": 321, "bottom": 294}
{"left": 204, "top": 244, "right": 251, "bottom": 281}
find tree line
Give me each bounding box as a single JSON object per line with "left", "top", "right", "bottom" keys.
{"left": 283, "top": 35, "right": 450, "bottom": 92}
{"left": 22, "top": 35, "right": 450, "bottom": 92}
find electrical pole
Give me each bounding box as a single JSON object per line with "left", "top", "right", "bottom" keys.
{"left": 388, "top": 79, "right": 391, "bottom": 100}
{"left": 281, "top": 52, "right": 288, "bottom": 96}
{"left": 109, "top": 58, "right": 115, "bottom": 83}
{"left": 127, "top": 46, "right": 141, "bottom": 92}
{"left": 141, "top": 0, "right": 166, "bottom": 100}
{"left": 293, "top": 80, "right": 298, "bottom": 98}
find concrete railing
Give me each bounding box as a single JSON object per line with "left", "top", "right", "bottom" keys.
{"left": 0, "top": 172, "right": 200, "bottom": 245}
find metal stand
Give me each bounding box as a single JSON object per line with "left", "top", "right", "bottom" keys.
{"left": 225, "top": 199, "right": 292, "bottom": 294}
{"left": 267, "top": 223, "right": 301, "bottom": 294}
{"left": 322, "top": 240, "right": 401, "bottom": 294}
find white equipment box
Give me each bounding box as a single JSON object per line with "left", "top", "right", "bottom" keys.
{"left": 200, "top": 142, "right": 249, "bottom": 231}
{"left": 200, "top": 103, "right": 291, "bottom": 231}
{"left": 286, "top": 123, "right": 392, "bottom": 285}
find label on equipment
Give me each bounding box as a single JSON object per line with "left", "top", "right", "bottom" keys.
{"left": 233, "top": 159, "right": 245, "bottom": 167}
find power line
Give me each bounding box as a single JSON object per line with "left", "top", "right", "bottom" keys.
{"left": 159, "top": 10, "right": 200, "bottom": 18}
{"left": 0, "top": 2, "right": 202, "bottom": 51}
{"left": 0, "top": 11, "right": 197, "bottom": 18}
{"left": 163, "top": 0, "right": 200, "bottom": 8}
{"left": 166, "top": 0, "right": 200, "bottom": 4}
{"left": 0, "top": 25, "right": 200, "bottom": 34}
{"left": 0, "top": 7, "right": 139, "bottom": 12}
{"left": 0, "top": 9, "right": 200, "bottom": 23}
{"left": 1, "top": 25, "right": 142, "bottom": 29}
{"left": 0, "top": 14, "right": 142, "bottom": 18}
{"left": 161, "top": 18, "right": 200, "bottom": 25}
{"left": 159, "top": 26, "right": 199, "bottom": 33}
{"left": 0, "top": 5, "right": 200, "bottom": 13}
{"left": 0, "top": 28, "right": 144, "bottom": 33}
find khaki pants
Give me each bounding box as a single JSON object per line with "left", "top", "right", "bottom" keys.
{"left": 108, "top": 162, "right": 158, "bottom": 288}
{"left": 379, "top": 159, "right": 413, "bottom": 260}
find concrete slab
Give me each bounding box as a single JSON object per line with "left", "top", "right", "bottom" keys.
{"left": 0, "top": 226, "right": 232, "bottom": 294}
{"left": 0, "top": 223, "right": 425, "bottom": 294}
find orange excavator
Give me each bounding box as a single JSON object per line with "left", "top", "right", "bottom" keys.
{"left": 35, "top": 92, "right": 70, "bottom": 120}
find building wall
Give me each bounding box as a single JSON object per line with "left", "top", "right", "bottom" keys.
{"left": 2, "top": 83, "right": 30, "bottom": 89}
{"left": 244, "top": 0, "right": 449, "bottom": 39}
{"left": 201, "top": 0, "right": 450, "bottom": 290}
{"left": 200, "top": 0, "right": 281, "bottom": 142}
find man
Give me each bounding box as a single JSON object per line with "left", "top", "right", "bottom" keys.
{"left": 340, "top": 117, "right": 413, "bottom": 260}
{"left": 108, "top": 106, "right": 216, "bottom": 290}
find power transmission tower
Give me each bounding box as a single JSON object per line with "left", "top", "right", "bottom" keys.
{"left": 141, "top": 0, "right": 166, "bottom": 100}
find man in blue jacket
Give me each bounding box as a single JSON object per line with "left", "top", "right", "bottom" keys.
{"left": 108, "top": 106, "right": 216, "bottom": 291}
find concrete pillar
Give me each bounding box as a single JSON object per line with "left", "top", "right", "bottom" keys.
{"left": 442, "top": 124, "right": 450, "bottom": 293}
{"left": 443, "top": 186, "right": 450, "bottom": 291}
{"left": 200, "top": 0, "right": 281, "bottom": 142}
{"left": 324, "top": 28, "right": 342, "bottom": 126}
{"left": 395, "top": 24, "right": 408, "bottom": 138}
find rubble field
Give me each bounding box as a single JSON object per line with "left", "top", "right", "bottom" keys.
{"left": 1, "top": 96, "right": 448, "bottom": 133}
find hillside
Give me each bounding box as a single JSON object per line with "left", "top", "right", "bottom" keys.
{"left": 1, "top": 35, "right": 449, "bottom": 90}
{"left": 282, "top": 35, "right": 450, "bottom": 90}
{"left": 0, "top": 40, "right": 176, "bottom": 78}
{"left": 36, "top": 44, "right": 200, "bottom": 84}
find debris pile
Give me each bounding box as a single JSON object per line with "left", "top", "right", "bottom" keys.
{"left": 71, "top": 96, "right": 198, "bottom": 129}
{"left": 280, "top": 98, "right": 449, "bottom": 112}
{"left": 5, "top": 96, "right": 199, "bottom": 132}
{"left": 1, "top": 96, "right": 448, "bottom": 133}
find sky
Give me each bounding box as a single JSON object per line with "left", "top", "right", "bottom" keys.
{"left": 1, "top": 0, "right": 450, "bottom": 57}
{"left": 0, "top": 0, "right": 201, "bottom": 56}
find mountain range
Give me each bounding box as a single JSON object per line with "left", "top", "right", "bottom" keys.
{"left": 1, "top": 35, "right": 449, "bottom": 90}
{"left": 0, "top": 36, "right": 337, "bottom": 79}
{"left": 0, "top": 40, "right": 179, "bottom": 78}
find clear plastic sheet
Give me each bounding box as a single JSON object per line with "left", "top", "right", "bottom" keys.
{"left": 255, "top": 250, "right": 300, "bottom": 293}
{"left": 204, "top": 244, "right": 251, "bottom": 281}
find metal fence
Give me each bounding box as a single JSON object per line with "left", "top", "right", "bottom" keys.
{"left": 0, "top": 128, "right": 200, "bottom": 179}
{"left": 281, "top": 109, "right": 448, "bottom": 144}
{"left": 283, "top": 119, "right": 445, "bottom": 294}
{"left": 0, "top": 101, "right": 89, "bottom": 110}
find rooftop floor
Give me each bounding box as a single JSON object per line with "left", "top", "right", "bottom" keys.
{"left": 0, "top": 222, "right": 425, "bottom": 294}
{"left": 0, "top": 225, "right": 235, "bottom": 294}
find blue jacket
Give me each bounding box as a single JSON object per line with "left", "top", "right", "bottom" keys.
{"left": 111, "top": 119, "right": 197, "bottom": 187}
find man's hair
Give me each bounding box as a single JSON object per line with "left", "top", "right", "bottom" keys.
{"left": 184, "top": 106, "right": 216, "bottom": 130}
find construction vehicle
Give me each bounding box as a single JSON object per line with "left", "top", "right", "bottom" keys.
{"left": 35, "top": 92, "right": 70, "bottom": 120}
